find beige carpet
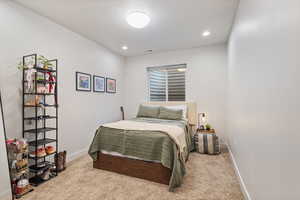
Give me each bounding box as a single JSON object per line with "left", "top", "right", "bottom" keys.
{"left": 21, "top": 152, "right": 244, "bottom": 200}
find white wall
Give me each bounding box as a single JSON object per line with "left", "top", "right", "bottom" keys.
{"left": 0, "top": 0, "right": 124, "bottom": 164}
{"left": 0, "top": 93, "right": 11, "bottom": 200}
{"left": 227, "top": 0, "right": 300, "bottom": 199}
{"left": 124, "top": 45, "right": 228, "bottom": 142}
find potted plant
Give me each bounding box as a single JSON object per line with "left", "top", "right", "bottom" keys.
{"left": 205, "top": 124, "right": 212, "bottom": 131}
{"left": 37, "top": 55, "right": 53, "bottom": 69}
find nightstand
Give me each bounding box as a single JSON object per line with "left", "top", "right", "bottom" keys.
{"left": 194, "top": 128, "right": 220, "bottom": 155}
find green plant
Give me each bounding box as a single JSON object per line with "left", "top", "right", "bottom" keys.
{"left": 205, "top": 124, "right": 212, "bottom": 130}
{"left": 38, "top": 55, "right": 53, "bottom": 68}
{"left": 17, "top": 61, "right": 26, "bottom": 70}
{"left": 17, "top": 55, "right": 54, "bottom": 70}
{"left": 17, "top": 61, "right": 33, "bottom": 70}
{"left": 17, "top": 55, "right": 35, "bottom": 70}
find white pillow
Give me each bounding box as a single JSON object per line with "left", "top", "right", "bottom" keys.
{"left": 165, "top": 105, "right": 187, "bottom": 120}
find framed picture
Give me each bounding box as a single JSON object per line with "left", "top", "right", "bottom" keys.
{"left": 93, "top": 75, "right": 105, "bottom": 92}
{"left": 76, "top": 72, "right": 91, "bottom": 91}
{"left": 106, "top": 78, "right": 116, "bottom": 93}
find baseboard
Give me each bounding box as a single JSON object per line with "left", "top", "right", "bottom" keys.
{"left": 67, "top": 147, "right": 89, "bottom": 163}
{"left": 227, "top": 145, "right": 252, "bottom": 200}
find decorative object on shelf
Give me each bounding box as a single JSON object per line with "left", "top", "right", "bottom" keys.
{"left": 37, "top": 85, "right": 47, "bottom": 94}
{"left": 25, "top": 99, "right": 36, "bottom": 106}
{"left": 36, "top": 73, "right": 45, "bottom": 81}
{"left": 40, "top": 169, "right": 51, "bottom": 181}
{"left": 45, "top": 146, "right": 56, "bottom": 154}
{"left": 20, "top": 54, "right": 56, "bottom": 94}
{"left": 205, "top": 124, "right": 212, "bottom": 131}
{"left": 55, "top": 151, "right": 67, "bottom": 172}
{"left": 6, "top": 138, "right": 34, "bottom": 198}
{"left": 93, "top": 75, "right": 105, "bottom": 92}
{"left": 47, "top": 71, "right": 56, "bottom": 93}
{"left": 16, "top": 178, "right": 30, "bottom": 195}
{"left": 37, "top": 55, "right": 54, "bottom": 70}
{"left": 29, "top": 148, "right": 47, "bottom": 158}
{"left": 106, "top": 78, "right": 116, "bottom": 93}
{"left": 22, "top": 54, "right": 58, "bottom": 187}
{"left": 15, "top": 159, "right": 28, "bottom": 170}
{"left": 198, "top": 113, "right": 207, "bottom": 130}
{"left": 25, "top": 65, "right": 37, "bottom": 93}
{"left": 196, "top": 128, "right": 216, "bottom": 134}
{"left": 76, "top": 72, "right": 91, "bottom": 91}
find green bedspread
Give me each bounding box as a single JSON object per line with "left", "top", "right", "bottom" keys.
{"left": 88, "top": 117, "right": 194, "bottom": 191}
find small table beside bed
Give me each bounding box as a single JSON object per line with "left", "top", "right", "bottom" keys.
{"left": 88, "top": 102, "right": 197, "bottom": 191}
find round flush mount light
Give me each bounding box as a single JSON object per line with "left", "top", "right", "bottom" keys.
{"left": 126, "top": 11, "right": 150, "bottom": 29}
{"left": 202, "top": 30, "right": 211, "bottom": 37}
{"left": 122, "top": 45, "right": 128, "bottom": 50}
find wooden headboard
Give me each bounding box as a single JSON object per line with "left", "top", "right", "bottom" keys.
{"left": 143, "top": 101, "right": 197, "bottom": 126}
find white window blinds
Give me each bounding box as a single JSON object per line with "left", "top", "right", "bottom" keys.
{"left": 147, "top": 64, "right": 186, "bottom": 101}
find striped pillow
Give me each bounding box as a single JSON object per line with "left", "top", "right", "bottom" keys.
{"left": 194, "top": 133, "right": 220, "bottom": 155}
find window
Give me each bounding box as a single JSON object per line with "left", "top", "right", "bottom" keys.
{"left": 147, "top": 64, "right": 186, "bottom": 101}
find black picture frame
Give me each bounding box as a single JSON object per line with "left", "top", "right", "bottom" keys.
{"left": 76, "top": 72, "right": 91, "bottom": 92}
{"left": 93, "top": 75, "right": 105, "bottom": 93}
{"left": 106, "top": 78, "right": 116, "bottom": 93}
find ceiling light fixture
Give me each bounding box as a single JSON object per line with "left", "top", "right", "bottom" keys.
{"left": 202, "top": 30, "right": 211, "bottom": 37}
{"left": 122, "top": 46, "right": 128, "bottom": 50}
{"left": 126, "top": 11, "right": 150, "bottom": 29}
{"left": 177, "top": 68, "right": 186, "bottom": 72}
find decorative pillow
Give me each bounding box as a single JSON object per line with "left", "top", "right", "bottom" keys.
{"left": 165, "top": 105, "right": 187, "bottom": 119}
{"left": 158, "top": 106, "right": 183, "bottom": 120}
{"left": 136, "top": 105, "right": 160, "bottom": 118}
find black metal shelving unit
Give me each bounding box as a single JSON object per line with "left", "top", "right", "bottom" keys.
{"left": 22, "top": 54, "right": 58, "bottom": 187}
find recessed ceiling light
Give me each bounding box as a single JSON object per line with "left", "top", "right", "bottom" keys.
{"left": 126, "top": 11, "right": 150, "bottom": 29}
{"left": 177, "top": 68, "right": 186, "bottom": 72}
{"left": 122, "top": 46, "right": 128, "bottom": 50}
{"left": 202, "top": 30, "right": 211, "bottom": 37}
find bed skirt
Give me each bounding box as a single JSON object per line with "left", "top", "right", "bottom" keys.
{"left": 93, "top": 152, "right": 171, "bottom": 185}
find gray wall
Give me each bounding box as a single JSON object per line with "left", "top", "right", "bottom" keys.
{"left": 124, "top": 45, "right": 228, "bottom": 142}
{"left": 0, "top": 0, "right": 124, "bottom": 162}
{"left": 0, "top": 91, "right": 11, "bottom": 199}
{"left": 227, "top": 0, "right": 300, "bottom": 199}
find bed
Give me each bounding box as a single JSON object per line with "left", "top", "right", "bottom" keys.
{"left": 88, "top": 102, "right": 197, "bottom": 191}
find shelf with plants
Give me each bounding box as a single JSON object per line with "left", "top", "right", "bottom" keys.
{"left": 24, "top": 67, "right": 57, "bottom": 73}
{"left": 24, "top": 80, "right": 57, "bottom": 84}
{"left": 21, "top": 54, "right": 59, "bottom": 187}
